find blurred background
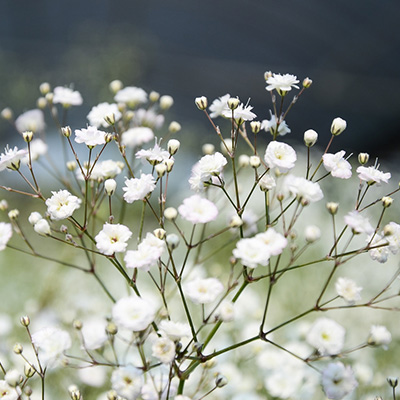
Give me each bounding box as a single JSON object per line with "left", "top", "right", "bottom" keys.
{"left": 1, "top": 0, "right": 400, "bottom": 159}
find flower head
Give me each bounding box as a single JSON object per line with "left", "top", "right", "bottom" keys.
{"left": 74, "top": 126, "right": 107, "bottom": 147}
{"left": 114, "top": 86, "right": 148, "bottom": 106}
{"left": 0, "top": 223, "right": 12, "bottom": 251}
{"left": 0, "top": 146, "right": 28, "bottom": 171}
{"left": 135, "top": 141, "right": 170, "bottom": 165}
{"left": 335, "top": 277, "right": 362, "bottom": 304}
{"left": 53, "top": 86, "right": 83, "bottom": 106}
{"left": 261, "top": 111, "right": 291, "bottom": 137}
{"left": 87, "top": 102, "right": 121, "bottom": 128}
{"left": 344, "top": 210, "right": 374, "bottom": 235}
{"left": 95, "top": 223, "right": 132, "bottom": 255}
{"left": 323, "top": 151, "right": 352, "bottom": 179}
{"left": 284, "top": 175, "right": 323, "bottom": 204}
{"left": 368, "top": 325, "right": 391, "bottom": 349}
{"left": 123, "top": 173, "right": 156, "bottom": 203}
{"left": 266, "top": 73, "right": 300, "bottom": 95}
{"left": 264, "top": 141, "right": 296, "bottom": 172}
{"left": 152, "top": 335, "right": 176, "bottom": 364}
{"left": 357, "top": 166, "right": 391, "bottom": 185}
{"left": 111, "top": 366, "right": 143, "bottom": 400}
{"left": 46, "top": 190, "right": 82, "bottom": 220}
{"left": 221, "top": 102, "right": 257, "bottom": 123}
{"left": 178, "top": 195, "right": 218, "bottom": 224}
{"left": 306, "top": 318, "right": 345, "bottom": 355}
{"left": 184, "top": 278, "right": 224, "bottom": 304}
{"left": 122, "top": 127, "right": 155, "bottom": 148}
{"left": 209, "top": 94, "right": 230, "bottom": 118}
{"left": 321, "top": 362, "right": 357, "bottom": 400}
{"left": 15, "top": 109, "right": 45, "bottom": 133}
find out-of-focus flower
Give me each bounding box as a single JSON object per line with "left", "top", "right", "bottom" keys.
{"left": 178, "top": 195, "right": 218, "bottom": 224}
{"left": 152, "top": 335, "right": 176, "bottom": 364}
{"left": 321, "top": 362, "right": 357, "bottom": 400}
{"left": 111, "top": 366, "right": 143, "bottom": 400}
{"left": 305, "top": 225, "right": 321, "bottom": 243}
{"left": 368, "top": 325, "right": 391, "bottom": 349}
{"left": 122, "top": 127, "right": 154, "bottom": 148}
{"left": 87, "top": 102, "right": 121, "bottom": 128}
{"left": 0, "top": 379, "right": 20, "bottom": 400}
{"left": 114, "top": 86, "right": 147, "bottom": 106}
{"left": 367, "top": 233, "right": 390, "bottom": 263}
{"left": 158, "top": 320, "right": 191, "bottom": 341}
{"left": 0, "top": 222, "right": 12, "bottom": 251}
{"left": 306, "top": 318, "right": 345, "bottom": 355}
{"left": 0, "top": 146, "right": 28, "bottom": 171}
{"left": 184, "top": 278, "right": 224, "bottom": 304}
{"left": 15, "top": 109, "right": 45, "bottom": 133}
{"left": 53, "top": 86, "right": 83, "bottom": 106}
{"left": 344, "top": 210, "right": 374, "bottom": 235}
{"left": 335, "top": 277, "right": 362, "bottom": 304}
{"left": 81, "top": 318, "right": 108, "bottom": 350}
{"left": 284, "top": 175, "right": 323, "bottom": 204}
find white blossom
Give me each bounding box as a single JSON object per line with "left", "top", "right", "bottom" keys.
{"left": 306, "top": 318, "right": 345, "bottom": 355}
{"left": 134, "top": 108, "right": 164, "bottom": 129}
{"left": 0, "top": 222, "right": 12, "bottom": 251}
{"left": 305, "top": 225, "right": 321, "bottom": 243}
{"left": 53, "top": 86, "right": 83, "bottom": 106}
{"left": 209, "top": 94, "right": 230, "bottom": 118}
{"left": 46, "top": 189, "right": 81, "bottom": 220}
{"left": 321, "top": 362, "right": 357, "bottom": 400}
{"left": 368, "top": 325, "right": 391, "bottom": 349}
{"left": 184, "top": 278, "right": 224, "bottom": 304}
{"left": 111, "top": 366, "right": 143, "bottom": 400}
{"left": 34, "top": 219, "right": 51, "bottom": 236}
{"left": 135, "top": 141, "right": 170, "bottom": 165}
{"left": 178, "top": 195, "right": 218, "bottom": 224}
{"left": 215, "top": 300, "right": 235, "bottom": 322}
{"left": 0, "top": 146, "right": 28, "bottom": 171}
{"left": 152, "top": 335, "right": 176, "bottom": 364}
{"left": 0, "top": 380, "right": 19, "bottom": 400}
{"left": 81, "top": 318, "right": 108, "bottom": 350}
{"left": 158, "top": 320, "right": 191, "bottom": 341}
{"left": 123, "top": 173, "right": 156, "bottom": 203}
{"left": 266, "top": 73, "right": 300, "bottom": 93}
{"left": 75, "top": 126, "right": 107, "bottom": 147}
{"left": 368, "top": 233, "right": 390, "bottom": 263}
{"left": 284, "top": 175, "right": 324, "bottom": 203}
{"left": 221, "top": 103, "right": 257, "bottom": 122}
{"left": 15, "top": 109, "right": 45, "bottom": 133}
{"left": 114, "top": 86, "right": 147, "bottom": 106}
{"left": 87, "top": 102, "right": 121, "bottom": 128}
{"left": 122, "top": 127, "right": 154, "bottom": 148}
{"left": 255, "top": 228, "right": 288, "bottom": 256}
{"left": 323, "top": 151, "right": 352, "bottom": 179}
{"left": 261, "top": 111, "right": 291, "bottom": 137}
{"left": 344, "top": 210, "right": 374, "bottom": 235}
{"left": 335, "top": 277, "right": 362, "bottom": 304}
{"left": 385, "top": 222, "right": 400, "bottom": 254}
{"left": 233, "top": 237, "right": 271, "bottom": 268}
{"left": 357, "top": 166, "right": 391, "bottom": 185}
{"left": 264, "top": 141, "right": 296, "bottom": 172}
{"left": 258, "top": 174, "right": 276, "bottom": 191}
{"left": 95, "top": 223, "right": 132, "bottom": 255}
{"left": 112, "top": 296, "right": 156, "bottom": 331}
{"left": 196, "top": 152, "right": 227, "bottom": 182}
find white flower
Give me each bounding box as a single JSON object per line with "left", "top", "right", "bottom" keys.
{"left": 184, "top": 278, "right": 224, "bottom": 304}
{"left": 87, "top": 102, "right": 121, "bottom": 128}
{"left": 266, "top": 73, "right": 300, "bottom": 94}
{"left": 221, "top": 103, "right": 257, "bottom": 122}
{"left": 46, "top": 189, "right": 81, "bottom": 220}
{"left": 122, "top": 127, "right": 155, "bottom": 148}
{"left": 81, "top": 318, "right": 108, "bottom": 350}
{"left": 135, "top": 141, "right": 170, "bottom": 165}
{"left": 0, "top": 146, "right": 28, "bottom": 171}
{"left": 305, "top": 225, "right": 321, "bottom": 243}
{"left": 330, "top": 117, "right": 347, "bottom": 136}
{"left": 134, "top": 108, "right": 164, "bottom": 129}
{"left": 158, "top": 320, "right": 191, "bottom": 341}
{"left": 258, "top": 174, "right": 276, "bottom": 191}
{"left": 34, "top": 219, "right": 51, "bottom": 236}
{"left": 95, "top": 223, "right": 132, "bottom": 255}
{"left": 114, "top": 86, "right": 147, "bottom": 106}
{"left": 321, "top": 362, "right": 358, "bottom": 400}
{"left": 152, "top": 335, "right": 176, "bottom": 364}
{"left": 356, "top": 166, "right": 391, "bottom": 185}
{"left": 344, "top": 210, "right": 374, "bottom": 235}
{"left": 368, "top": 325, "right": 391, "bottom": 349}
{"left": 123, "top": 173, "right": 156, "bottom": 203}
{"left": 112, "top": 296, "right": 156, "bottom": 331}
{"left": 209, "top": 94, "right": 230, "bottom": 118}
{"left": 0, "top": 380, "right": 19, "bottom": 400}
{"left": 385, "top": 222, "right": 400, "bottom": 254}
{"left": 53, "top": 86, "right": 83, "bottom": 106}
{"left": 24, "top": 138, "right": 48, "bottom": 162}
{"left": 178, "top": 195, "right": 218, "bottom": 224}
{"left": 264, "top": 141, "right": 296, "bottom": 172}
{"left": 4, "top": 370, "right": 21, "bottom": 388}
{"left": 261, "top": 111, "right": 291, "bottom": 137}
{"left": 323, "top": 151, "right": 352, "bottom": 179}
{"left": 196, "top": 152, "right": 228, "bottom": 182}
{"left": 95, "top": 159, "right": 123, "bottom": 180}
{"left": 141, "top": 373, "right": 177, "bottom": 400}
{"left": 31, "top": 326, "right": 71, "bottom": 367}
{"left": 111, "top": 366, "right": 143, "bottom": 400}
{"left": 335, "top": 277, "right": 362, "bottom": 304}
{"left": 306, "top": 318, "right": 345, "bottom": 355}
{"left": 0, "top": 222, "right": 12, "bottom": 251}
{"left": 368, "top": 233, "right": 390, "bottom": 263}
{"left": 284, "top": 175, "right": 324, "bottom": 203}
{"left": 15, "top": 109, "right": 45, "bottom": 133}
{"left": 215, "top": 300, "right": 235, "bottom": 322}
{"left": 255, "top": 228, "right": 288, "bottom": 256}
{"left": 233, "top": 237, "right": 271, "bottom": 268}
{"left": 74, "top": 126, "right": 107, "bottom": 147}
{"left": 28, "top": 211, "right": 42, "bottom": 225}
{"left": 265, "top": 368, "right": 304, "bottom": 399}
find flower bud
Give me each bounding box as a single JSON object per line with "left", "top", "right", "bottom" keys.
{"left": 37, "top": 97, "right": 47, "bottom": 109}
{"left": 249, "top": 155, "right": 261, "bottom": 168}
{"left": 302, "top": 77, "right": 313, "bottom": 88}
{"left": 5, "top": 370, "right": 22, "bottom": 387}
{"left": 168, "top": 139, "right": 180, "bottom": 155}
{"left": 383, "top": 224, "right": 394, "bottom": 237}
{"left": 23, "top": 131, "right": 34, "bottom": 143}
{"left": 238, "top": 154, "right": 250, "bottom": 168}
{"left": 105, "top": 179, "right": 117, "bottom": 196}
{"left": 264, "top": 71, "right": 273, "bottom": 80}
{"left": 220, "top": 138, "right": 233, "bottom": 155}
{"left": 166, "top": 233, "right": 180, "bottom": 250}
{"left": 24, "top": 386, "right": 33, "bottom": 396}
{"left": 0, "top": 200, "right": 8, "bottom": 211}
{"left": 229, "top": 215, "right": 243, "bottom": 228}
{"left": 107, "top": 390, "right": 118, "bottom": 400}
{"left": 45, "top": 92, "right": 54, "bottom": 103}
{"left": 303, "top": 129, "right": 318, "bottom": 147}
{"left": 250, "top": 121, "right": 261, "bottom": 134}
{"left": 227, "top": 97, "right": 240, "bottom": 110}
{"left": 73, "top": 319, "right": 82, "bottom": 330}
{"left": 388, "top": 377, "right": 398, "bottom": 388}
{"left": 153, "top": 228, "right": 166, "bottom": 240}
{"left": 106, "top": 322, "right": 118, "bottom": 335}
{"left": 164, "top": 207, "right": 178, "bottom": 220}
{"left": 215, "top": 373, "right": 228, "bottom": 388}
{"left": 104, "top": 113, "right": 116, "bottom": 126}
{"left": 202, "top": 143, "right": 215, "bottom": 155}
{"left": 13, "top": 343, "right": 23, "bottom": 354}
{"left": 382, "top": 196, "right": 393, "bottom": 208}
{"left": 195, "top": 96, "right": 208, "bottom": 110}
{"left": 66, "top": 160, "right": 77, "bottom": 171}
{"left": 326, "top": 202, "right": 339, "bottom": 215}
{"left": 1, "top": 107, "right": 13, "bottom": 120}
{"left": 155, "top": 163, "right": 167, "bottom": 177}
{"left": 259, "top": 174, "right": 276, "bottom": 191}
{"left": 305, "top": 225, "right": 321, "bottom": 243}
{"left": 8, "top": 209, "right": 19, "bottom": 220}
{"left": 358, "top": 153, "right": 369, "bottom": 165}
{"left": 70, "top": 388, "right": 82, "bottom": 400}
{"left": 20, "top": 315, "right": 30, "bottom": 327}
{"left": 165, "top": 159, "right": 174, "bottom": 172}
{"left": 109, "top": 80, "right": 123, "bottom": 94}
{"left": 24, "top": 364, "right": 35, "bottom": 378}
{"left": 34, "top": 219, "right": 51, "bottom": 236}
{"left": 149, "top": 91, "right": 160, "bottom": 102}
{"left": 61, "top": 126, "right": 72, "bottom": 138}
{"left": 39, "top": 82, "right": 51, "bottom": 95}
{"left": 28, "top": 211, "right": 42, "bottom": 225}
{"left": 160, "top": 95, "right": 174, "bottom": 110}
{"left": 169, "top": 121, "right": 181, "bottom": 133}
{"left": 331, "top": 117, "right": 347, "bottom": 136}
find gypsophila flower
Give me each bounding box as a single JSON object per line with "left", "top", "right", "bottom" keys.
{"left": 46, "top": 189, "right": 81, "bottom": 220}
{"left": 28, "top": 211, "right": 42, "bottom": 225}
{"left": 215, "top": 300, "right": 235, "bottom": 322}
{"left": 135, "top": 140, "right": 170, "bottom": 165}
{"left": 261, "top": 111, "right": 291, "bottom": 137}
{"left": 321, "top": 362, "right": 358, "bottom": 400}
{"left": 335, "top": 277, "right": 362, "bottom": 304}
{"left": 95, "top": 223, "right": 132, "bottom": 255}
{"left": 264, "top": 141, "right": 296, "bottom": 172}
{"left": 141, "top": 372, "right": 177, "bottom": 400}
{"left": 266, "top": 73, "right": 300, "bottom": 94}
{"left": 122, "top": 127, "right": 155, "bottom": 148}
{"left": 0, "top": 380, "right": 19, "bottom": 400}
{"left": 221, "top": 103, "right": 257, "bottom": 123}
{"left": 385, "top": 222, "right": 400, "bottom": 253}
{"left": 209, "top": 94, "right": 230, "bottom": 118}
{"left": 178, "top": 195, "right": 218, "bottom": 224}
{"left": 53, "top": 86, "right": 83, "bottom": 106}
{"left": 87, "top": 102, "right": 121, "bottom": 128}
{"left": 255, "top": 228, "right": 288, "bottom": 256}
{"left": 258, "top": 174, "right": 276, "bottom": 191}
{"left": 152, "top": 335, "right": 176, "bottom": 364}
{"left": 81, "top": 318, "right": 108, "bottom": 350}
{"left": 306, "top": 318, "right": 345, "bottom": 355}
{"left": 34, "top": 219, "right": 51, "bottom": 236}
{"left": 264, "top": 367, "right": 304, "bottom": 399}
{"left": 31, "top": 326, "right": 71, "bottom": 367}
{"left": 357, "top": 166, "right": 391, "bottom": 185}
{"left": 305, "top": 225, "right": 321, "bottom": 243}
{"left": 134, "top": 108, "right": 164, "bottom": 129}
{"left": 0, "top": 146, "right": 28, "bottom": 171}
{"left": 233, "top": 237, "right": 271, "bottom": 268}
{"left": 114, "top": 86, "right": 147, "bottom": 106}
{"left": 368, "top": 325, "right": 391, "bottom": 349}
{"left": 344, "top": 210, "right": 374, "bottom": 235}
{"left": 111, "top": 366, "right": 143, "bottom": 400}
{"left": 323, "top": 151, "right": 352, "bottom": 179}
{"left": 123, "top": 173, "right": 156, "bottom": 203}
{"left": 195, "top": 152, "right": 228, "bottom": 182}
{"left": 158, "top": 320, "right": 191, "bottom": 341}
{"left": 112, "top": 296, "right": 156, "bottom": 331}
{"left": 0, "top": 222, "right": 12, "bottom": 251}
{"left": 184, "top": 278, "right": 224, "bottom": 304}
{"left": 284, "top": 175, "right": 324, "bottom": 203}
{"left": 367, "top": 233, "right": 390, "bottom": 263}
{"left": 15, "top": 109, "right": 45, "bottom": 133}
{"left": 74, "top": 126, "right": 107, "bottom": 147}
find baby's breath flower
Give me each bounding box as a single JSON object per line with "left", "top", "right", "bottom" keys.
{"left": 159, "top": 95, "right": 174, "bottom": 110}
{"left": 53, "top": 86, "right": 83, "bottom": 106}
{"left": 321, "top": 362, "right": 358, "bottom": 400}
{"left": 178, "top": 195, "right": 218, "bottom": 224}
{"left": 74, "top": 126, "right": 107, "bottom": 147}
{"left": 46, "top": 190, "right": 81, "bottom": 220}
{"left": 111, "top": 366, "right": 143, "bottom": 400}
{"left": 114, "top": 86, "right": 147, "bottom": 107}
{"left": 184, "top": 278, "right": 224, "bottom": 304}
{"left": 305, "top": 225, "right": 321, "bottom": 243}
{"left": 123, "top": 173, "right": 156, "bottom": 203}
{"left": 15, "top": 109, "right": 45, "bottom": 133}
{"left": 195, "top": 96, "right": 208, "bottom": 111}
{"left": 169, "top": 121, "right": 181, "bottom": 133}
{"left": 0, "top": 146, "right": 28, "bottom": 171}
{"left": 368, "top": 325, "right": 391, "bottom": 349}
{"left": 152, "top": 335, "right": 176, "bottom": 364}
{"left": 109, "top": 80, "right": 123, "bottom": 94}
{"left": 357, "top": 165, "right": 391, "bottom": 185}
{"left": 264, "top": 141, "right": 296, "bottom": 172}
{"left": 87, "top": 102, "right": 121, "bottom": 128}
{"left": 0, "top": 222, "right": 12, "bottom": 251}
{"left": 34, "top": 219, "right": 51, "bottom": 236}
{"left": 261, "top": 111, "right": 291, "bottom": 137}
{"left": 307, "top": 318, "right": 345, "bottom": 355}
{"left": 121, "top": 127, "right": 154, "bottom": 148}
{"left": 344, "top": 211, "right": 373, "bottom": 234}
{"left": 330, "top": 117, "right": 347, "bottom": 136}
{"left": 95, "top": 223, "right": 132, "bottom": 255}
{"left": 266, "top": 73, "right": 300, "bottom": 95}
{"left": 335, "top": 277, "right": 362, "bottom": 304}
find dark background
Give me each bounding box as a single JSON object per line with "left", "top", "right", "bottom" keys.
{"left": 1, "top": 0, "right": 399, "bottom": 159}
